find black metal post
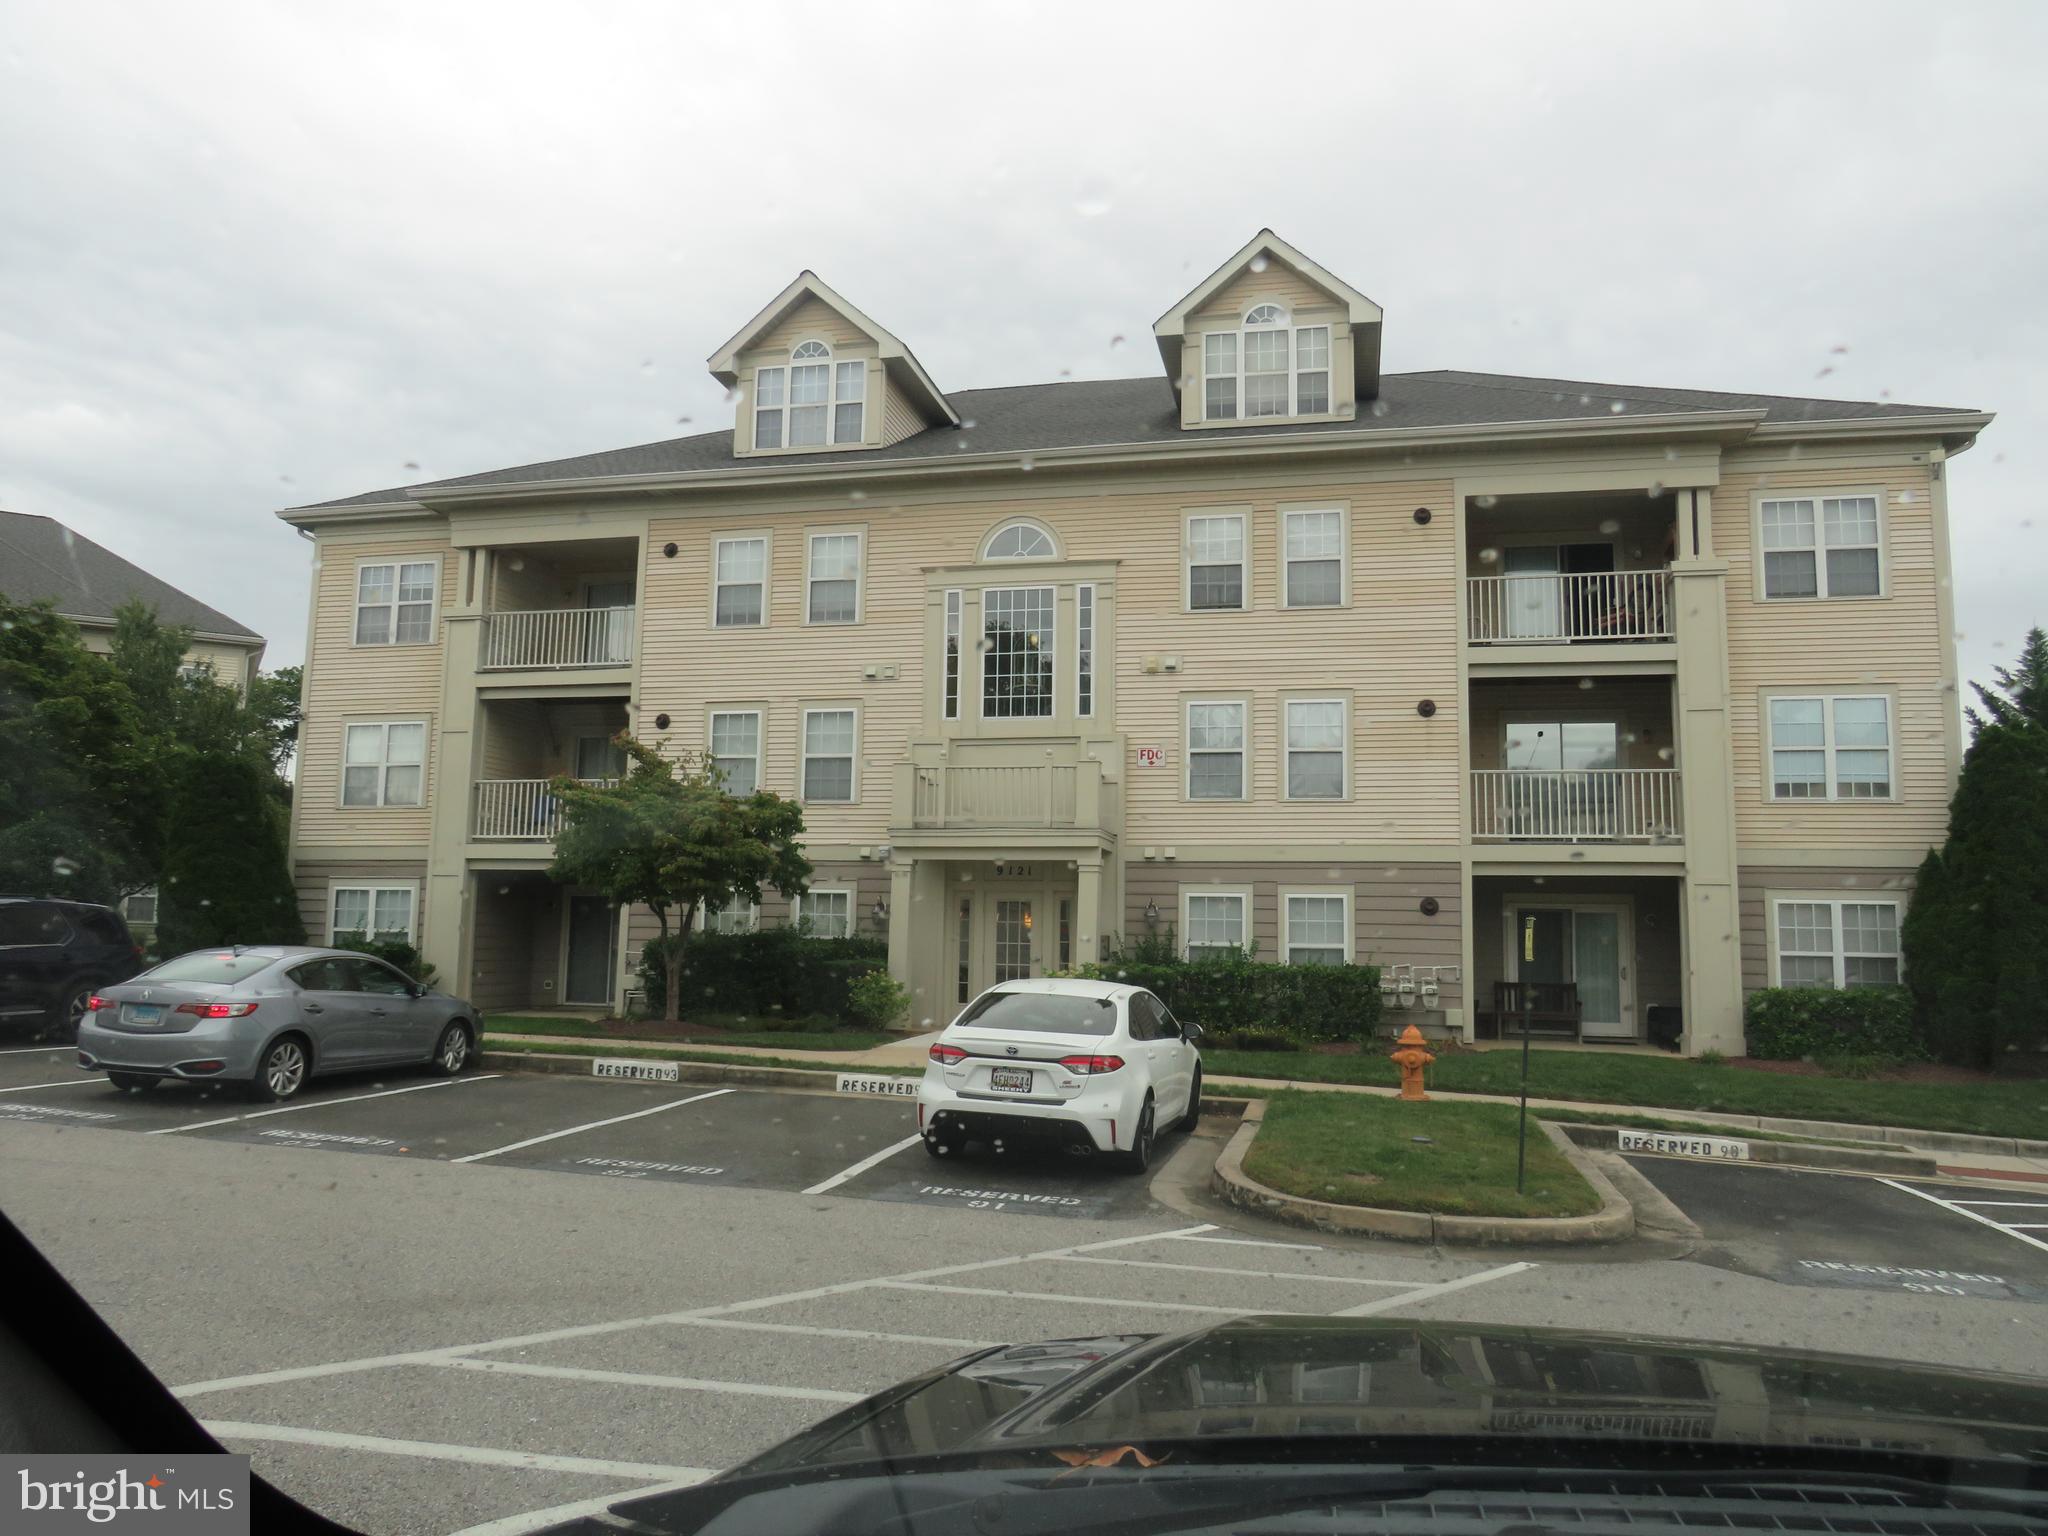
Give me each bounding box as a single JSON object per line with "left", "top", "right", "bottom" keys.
{"left": 1515, "top": 993, "right": 1533, "bottom": 1193}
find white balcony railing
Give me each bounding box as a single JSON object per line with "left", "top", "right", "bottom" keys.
{"left": 910, "top": 763, "right": 1081, "bottom": 828}
{"left": 471, "top": 778, "right": 617, "bottom": 841}
{"left": 1471, "top": 768, "right": 1683, "bottom": 842}
{"left": 1467, "top": 570, "right": 1671, "bottom": 644}
{"left": 479, "top": 606, "right": 635, "bottom": 670}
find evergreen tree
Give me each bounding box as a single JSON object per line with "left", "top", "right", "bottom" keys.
{"left": 1967, "top": 626, "right": 2048, "bottom": 734}
{"left": 156, "top": 751, "right": 307, "bottom": 953}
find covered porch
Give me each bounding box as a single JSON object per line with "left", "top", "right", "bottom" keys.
{"left": 465, "top": 869, "right": 628, "bottom": 1014}
{"left": 1471, "top": 874, "right": 1684, "bottom": 1049}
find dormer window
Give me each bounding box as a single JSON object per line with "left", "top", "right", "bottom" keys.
{"left": 1201, "top": 304, "right": 1332, "bottom": 421}
{"left": 754, "top": 340, "right": 866, "bottom": 449}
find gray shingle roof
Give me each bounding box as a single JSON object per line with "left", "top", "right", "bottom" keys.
{"left": 289, "top": 368, "right": 1979, "bottom": 510}
{"left": 0, "top": 510, "right": 263, "bottom": 639}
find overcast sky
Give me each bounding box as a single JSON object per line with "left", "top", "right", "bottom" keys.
{"left": 3, "top": 0, "right": 2043, "bottom": 697}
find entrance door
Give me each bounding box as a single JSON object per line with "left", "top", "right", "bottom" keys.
{"left": 564, "top": 895, "right": 617, "bottom": 1005}
{"left": 1508, "top": 901, "right": 1634, "bottom": 1039}
{"left": 1503, "top": 546, "right": 1561, "bottom": 639}
{"left": 993, "top": 898, "right": 1035, "bottom": 983}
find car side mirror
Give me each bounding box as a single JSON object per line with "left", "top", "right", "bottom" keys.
{"left": 1183, "top": 1021, "right": 1204, "bottom": 1041}
{"left": 407, "top": 982, "right": 427, "bottom": 999}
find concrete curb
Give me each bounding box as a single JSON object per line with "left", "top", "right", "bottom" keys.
{"left": 1209, "top": 1100, "right": 1635, "bottom": 1246}
{"left": 1554, "top": 1121, "right": 1940, "bottom": 1177}
{"left": 478, "top": 1049, "right": 870, "bottom": 1095}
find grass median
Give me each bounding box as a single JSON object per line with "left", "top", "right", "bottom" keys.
{"left": 1241, "top": 1090, "right": 1602, "bottom": 1220}
{"left": 1200, "top": 1047, "right": 2047, "bottom": 1141}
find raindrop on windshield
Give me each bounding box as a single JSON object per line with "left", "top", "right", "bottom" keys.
{"left": 1598, "top": 518, "right": 1621, "bottom": 534}
{"left": 50, "top": 856, "right": 78, "bottom": 879}
{"left": 1248, "top": 253, "right": 1270, "bottom": 273}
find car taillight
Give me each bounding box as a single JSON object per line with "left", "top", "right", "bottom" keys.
{"left": 87, "top": 995, "right": 115, "bottom": 1012}
{"left": 1058, "top": 1054, "right": 1125, "bottom": 1075}
{"left": 174, "top": 1001, "right": 258, "bottom": 1019}
{"left": 928, "top": 1043, "right": 967, "bottom": 1065}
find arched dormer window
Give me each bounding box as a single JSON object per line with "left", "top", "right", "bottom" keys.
{"left": 754, "top": 339, "right": 866, "bottom": 449}
{"left": 981, "top": 519, "right": 1059, "bottom": 561}
{"left": 1201, "top": 303, "right": 1331, "bottom": 421}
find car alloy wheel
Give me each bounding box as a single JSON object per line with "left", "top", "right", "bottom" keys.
{"left": 1123, "top": 1102, "right": 1155, "bottom": 1173}
{"left": 65, "top": 987, "right": 93, "bottom": 1034}
{"left": 437, "top": 1024, "right": 469, "bottom": 1074}
{"left": 262, "top": 1040, "right": 307, "bottom": 1100}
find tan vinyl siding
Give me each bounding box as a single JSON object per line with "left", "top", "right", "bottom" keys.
{"left": 73, "top": 627, "right": 258, "bottom": 692}
{"left": 470, "top": 880, "right": 544, "bottom": 1011}
{"left": 478, "top": 699, "right": 543, "bottom": 780}
{"left": 293, "top": 859, "right": 427, "bottom": 946}
{"left": 1191, "top": 262, "right": 1339, "bottom": 321}
{"left": 1467, "top": 677, "right": 1675, "bottom": 770}
{"left": 297, "top": 528, "right": 453, "bottom": 850}
{"left": 621, "top": 861, "right": 889, "bottom": 967}
{"left": 880, "top": 380, "right": 927, "bottom": 446}
{"left": 1720, "top": 459, "right": 1950, "bottom": 851}
{"left": 752, "top": 295, "right": 871, "bottom": 354}
{"left": 1121, "top": 860, "right": 1463, "bottom": 1006}
{"left": 1736, "top": 864, "right": 1917, "bottom": 992}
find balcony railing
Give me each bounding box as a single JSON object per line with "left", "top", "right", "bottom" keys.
{"left": 910, "top": 763, "right": 1080, "bottom": 827}
{"left": 471, "top": 777, "right": 616, "bottom": 841}
{"left": 1467, "top": 570, "right": 1671, "bottom": 644}
{"left": 1471, "top": 768, "right": 1682, "bottom": 842}
{"left": 479, "top": 606, "right": 635, "bottom": 670}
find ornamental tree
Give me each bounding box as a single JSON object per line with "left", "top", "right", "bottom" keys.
{"left": 548, "top": 735, "right": 812, "bottom": 1023}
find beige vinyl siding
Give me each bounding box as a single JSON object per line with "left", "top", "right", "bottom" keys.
{"left": 1736, "top": 864, "right": 1917, "bottom": 992}
{"left": 751, "top": 295, "right": 871, "bottom": 353}
{"left": 640, "top": 474, "right": 1459, "bottom": 849}
{"left": 73, "top": 627, "right": 259, "bottom": 692}
{"left": 1191, "top": 262, "right": 1337, "bottom": 321}
{"left": 296, "top": 528, "right": 453, "bottom": 850}
{"left": 527, "top": 884, "right": 569, "bottom": 1005}
{"left": 620, "top": 861, "right": 889, "bottom": 964}
{"left": 292, "top": 859, "right": 427, "bottom": 946}
{"left": 477, "top": 699, "right": 542, "bottom": 780}
{"left": 880, "top": 381, "right": 927, "bottom": 446}
{"left": 470, "top": 880, "right": 543, "bottom": 1011}
{"left": 1121, "top": 860, "right": 1463, "bottom": 1006}
{"left": 1471, "top": 876, "right": 1682, "bottom": 1027}
{"left": 1721, "top": 460, "right": 1950, "bottom": 851}
{"left": 1467, "top": 677, "right": 1675, "bottom": 770}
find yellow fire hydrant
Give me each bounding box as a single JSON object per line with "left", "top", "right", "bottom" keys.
{"left": 1391, "top": 1023, "right": 1435, "bottom": 1101}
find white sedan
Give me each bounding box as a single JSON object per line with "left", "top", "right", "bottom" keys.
{"left": 916, "top": 977, "right": 1204, "bottom": 1173}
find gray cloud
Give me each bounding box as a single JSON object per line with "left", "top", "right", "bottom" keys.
{"left": 3, "top": 0, "right": 2042, "bottom": 698}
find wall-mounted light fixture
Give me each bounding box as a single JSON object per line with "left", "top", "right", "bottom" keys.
{"left": 1144, "top": 900, "right": 1161, "bottom": 927}
{"left": 872, "top": 899, "right": 888, "bottom": 925}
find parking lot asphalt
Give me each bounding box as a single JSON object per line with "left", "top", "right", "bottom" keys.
{"left": 10, "top": 1042, "right": 2048, "bottom": 1536}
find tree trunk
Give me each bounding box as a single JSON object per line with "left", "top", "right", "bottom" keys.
{"left": 661, "top": 905, "right": 697, "bottom": 1025}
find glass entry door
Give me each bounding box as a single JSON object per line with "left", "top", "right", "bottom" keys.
{"left": 993, "top": 899, "right": 1035, "bottom": 983}
{"left": 1509, "top": 901, "right": 1633, "bottom": 1038}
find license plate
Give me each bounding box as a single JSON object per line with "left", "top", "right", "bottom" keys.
{"left": 989, "top": 1066, "right": 1033, "bottom": 1093}
{"left": 124, "top": 1004, "right": 161, "bottom": 1025}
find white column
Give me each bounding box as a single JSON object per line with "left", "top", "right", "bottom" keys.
{"left": 1075, "top": 857, "right": 1103, "bottom": 968}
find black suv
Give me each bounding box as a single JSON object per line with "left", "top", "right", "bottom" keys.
{"left": 0, "top": 897, "right": 143, "bottom": 1041}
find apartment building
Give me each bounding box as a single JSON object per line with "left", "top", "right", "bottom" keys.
{"left": 278, "top": 231, "right": 1987, "bottom": 1052}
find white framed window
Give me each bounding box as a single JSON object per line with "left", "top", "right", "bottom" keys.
{"left": 793, "top": 888, "right": 853, "bottom": 939}
{"left": 123, "top": 889, "right": 158, "bottom": 924}
{"left": 806, "top": 530, "right": 863, "bottom": 624}
{"left": 713, "top": 535, "right": 768, "bottom": 627}
{"left": 1182, "top": 889, "right": 1249, "bottom": 960}
{"left": 701, "top": 898, "right": 758, "bottom": 934}
{"left": 1283, "top": 891, "right": 1351, "bottom": 966}
{"left": 354, "top": 559, "right": 438, "bottom": 646}
{"left": 1767, "top": 695, "right": 1892, "bottom": 800}
{"left": 1284, "top": 698, "right": 1347, "bottom": 800}
{"left": 943, "top": 589, "right": 963, "bottom": 720}
{"left": 1187, "top": 699, "right": 1247, "bottom": 800}
{"left": 1076, "top": 583, "right": 1095, "bottom": 718}
{"left": 330, "top": 884, "right": 416, "bottom": 944}
{"left": 1186, "top": 512, "right": 1247, "bottom": 610}
{"left": 1759, "top": 494, "right": 1883, "bottom": 599}
{"left": 341, "top": 721, "right": 426, "bottom": 807}
{"left": 981, "top": 519, "right": 1059, "bottom": 561}
{"left": 980, "top": 586, "right": 1055, "bottom": 718}
{"left": 1200, "top": 305, "right": 1333, "bottom": 421}
{"left": 801, "top": 708, "right": 857, "bottom": 802}
{"left": 709, "top": 709, "right": 762, "bottom": 794}
{"left": 754, "top": 341, "right": 864, "bottom": 449}
{"left": 1282, "top": 506, "right": 1345, "bottom": 607}
{"left": 1772, "top": 898, "right": 1901, "bottom": 988}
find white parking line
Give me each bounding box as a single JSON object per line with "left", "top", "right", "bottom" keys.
{"left": 200, "top": 1420, "right": 710, "bottom": 1481}
{"left": 876, "top": 1279, "right": 1272, "bottom": 1315}
{"left": 0, "top": 1044, "right": 69, "bottom": 1055}
{"left": 145, "top": 1074, "right": 502, "bottom": 1134}
{"left": 453, "top": 1088, "right": 735, "bottom": 1163}
{"left": 802, "top": 1133, "right": 924, "bottom": 1195}
{"left": 1951, "top": 1201, "right": 2048, "bottom": 1209}
{"left": 665, "top": 1317, "right": 1000, "bottom": 1349}
{"left": 1333, "top": 1260, "right": 1537, "bottom": 1319}
{"left": 436, "top": 1356, "right": 863, "bottom": 1403}
{"left": 0, "top": 1078, "right": 96, "bottom": 1093}
{"left": 1161, "top": 1233, "right": 1323, "bottom": 1251}
{"left": 1880, "top": 1179, "right": 2048, "bottom": 1256}
{"left": 1052, "top": 1253, "right": 1415, "bottom": 1287}
{"left": 446, "top": 1481, "right": 709, "bottom": 1536}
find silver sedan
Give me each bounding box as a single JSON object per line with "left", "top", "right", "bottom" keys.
{"left": 76, "top": 945, "right": 480, "bottom": 1101}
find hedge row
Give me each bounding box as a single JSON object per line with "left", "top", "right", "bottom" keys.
{"left": 1743, "top": 986, "right": 1921, "bottom": 1061}
{"left": 1068, "top": 955, "right": 1382, "bottom": 1042}
{"left": 638, "top": 927, "right": 889, "bottom": 1020}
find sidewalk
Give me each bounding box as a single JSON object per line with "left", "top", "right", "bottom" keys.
{"left": 478, "top": 1027, "right": 2048, "bottom": 1179}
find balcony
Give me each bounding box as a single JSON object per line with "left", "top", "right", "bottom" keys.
{"left": 471, "top": 777, "right": 617, "bottom": 841}
{"left": 1471, "top": 768, "right": 1682, "bottom": 843}
{"left": 1467, "top": 570, "right": 1671, "bottom": 645}
{"left": 479, "top": 606, "right": 635, "bottom": 670}
{"left": 890, "top": 739, "right": 1121, "bottom": 843}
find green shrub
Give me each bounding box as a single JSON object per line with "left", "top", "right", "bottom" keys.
{"left": 1072, "top": 950, "right": 1380, "bottom": 1042}
{"left": 333, "top": 934, "right": 438, "bottom": 989}
{"left": 846, "top": 969, "right": 910, "bottom": 1030}
{"left": 638, "top": 926, "right": 888, "bottom": 1021}
{"left": 1743, "top": 986, "right": 1921, "bottom": 1062}
{"left": 1207, "top": 1026, "right": 1302, "bottom": 1052}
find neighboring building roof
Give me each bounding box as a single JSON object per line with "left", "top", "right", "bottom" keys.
{"left": 0, "top": 510, "right": 263, "bottom": 640}
{"left": 286, "top": 367, "right": 1982, "bottom": 512}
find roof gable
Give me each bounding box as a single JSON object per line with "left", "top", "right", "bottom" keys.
{"left": 0, "top": 510, "right": 262, "bottom": 639}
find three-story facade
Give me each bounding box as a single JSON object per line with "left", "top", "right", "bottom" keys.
{"left": 280, "top": 232, "right": 1987, "bottom": 1052}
